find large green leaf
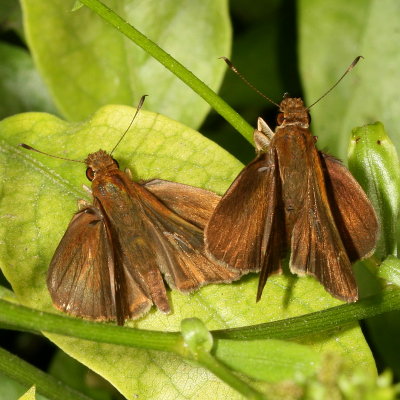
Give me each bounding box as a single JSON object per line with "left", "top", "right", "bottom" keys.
{"left": 299, "top": 0, "right": 400, "bottom": 159}
{"left": 0, "top": 107, "right": 375, "bottom": 399}
{"left": 20, "top": 0, "right": 231, "bottom": 128}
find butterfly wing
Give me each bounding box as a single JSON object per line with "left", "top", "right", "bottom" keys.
{"left": 143, "top": 179, "right": 220, "bottom": 228}
{"left": 47, "top": 206, "right": 152, "bottom": 325}
{"left": 131, "top": 181, "right": 242, "bottom": 292}
{"left": 320, "top": 153, "right": 378, "bottom": 261}
{"left": 93, "top": 172, "right": 240, "bottom": 316}
{"left": 205, "top": 151, "right": 284, "bottom": 278}
{"left": 289, "top": 150, "right": 358, "bottom": 302}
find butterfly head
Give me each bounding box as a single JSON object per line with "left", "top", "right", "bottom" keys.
{"left": 277, "top": 97, "right": 310, "bottom": 129}
{"left": 85, "top": 150, "right": 119, "bottom": 181}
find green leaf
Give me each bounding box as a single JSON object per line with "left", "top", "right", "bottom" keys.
{"left": 0, "top": 107, "right": 376, "bottom": 399}
{"left": 348, "top": 122, "right": 400, "bottom": 259}
{"left": 379, "top": 255, "right": 400, "bottom": 286}
{"left": 20, "top": 0, "right": 231, "bottom": 128}
{"left": 299, "top": 0, "right": 400, "bottom": 160}
{"left": 0, "top": 42, "right": 57, "bottom": 119}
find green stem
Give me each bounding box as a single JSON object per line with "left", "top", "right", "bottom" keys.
{"left": 78, "top": 0, "right": 253, "bottom": 143}
{"left": 196, "top": 350, "right": 267, "bottom": 400}
{"left": 0, "top": 346, "right": 93, "bottom": 400}
{"left": 1, "top": 289, "right": 400, "bottom": 348}
{"left": 212, "top": 288, "right": 400, "bottom": 340}
{"left": 0, "top": 300, "right": 182, "bottom": 353}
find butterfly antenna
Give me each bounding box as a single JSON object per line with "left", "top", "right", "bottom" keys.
{"left": 110, "top": 95, "right": 147, "bottom": 156}
{"left": 19, "top": 143, "right": 84, "bottom": 163}
{"left": 221, "top": 57, "right": 280, "bottom": 107}
{"left": 306, "top": 56, "right": 363, "bottom": 110}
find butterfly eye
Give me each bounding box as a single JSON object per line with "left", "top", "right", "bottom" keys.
{"left": 86, "top": 168, "right": 95, "bottom": 181}
{"left": 277, "top": 113, "right": 285, "bottom": 125}
{"left": 112, "top": 158, "right": 119, "bottom": 169}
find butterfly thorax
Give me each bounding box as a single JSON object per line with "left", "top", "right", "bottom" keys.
{"left": 271, "top": 121, "right": 321, "bottom": 239}
{"left": 276, "top": 98, "right": 310, "bottom": 129}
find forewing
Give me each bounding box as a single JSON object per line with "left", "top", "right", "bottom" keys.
{"left": 320, "top": 153, "right": 379, "bottom": 261}
{"left": 290, "top": 154, "right": 358, "bottom": 302}
{"left": 92, "top": 181, "right": 170, "bottom": 316}
{"left": 205, "top": 152, "right": 283, "bottom": 274}
{"left": 47, "top": 206, "right": 117, "bottom": 321}
{"left": 124, "top": 181, "right": 242, "bottom": 293}
{"left": 143, "top": 179, "right": 220, "bottom": 228}
{"left": 47, "top": 206, "right": 152, "bottom": 324}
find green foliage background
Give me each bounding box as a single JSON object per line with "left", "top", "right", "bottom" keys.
{"left": 1, "top": 0, "right": 400, "bottom": 399}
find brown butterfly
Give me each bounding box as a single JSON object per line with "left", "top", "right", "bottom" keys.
{"left": 21, "top": 104, "right": 240, "bottom": 325}
{"left": 205, "top": 60, "right": 378, "bottom": 303}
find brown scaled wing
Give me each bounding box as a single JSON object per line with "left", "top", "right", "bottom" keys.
{"left": 204, "top": 149, "right": 284, "bottom": 283}
{"left": 47, "top": 205, "right": 152, "bottom": 325}
{"left": 48, "top": 173, "right": 241, "bottom": 325}
{"left": 320, "top": 153, "right": 378, "bottom": 261}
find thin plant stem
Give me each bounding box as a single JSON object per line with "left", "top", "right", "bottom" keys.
{"left": 196, "top": 350, "right": 267, "bottom": 400}
{"left": 212, "top": 288, "right": 400, "bottom": 340}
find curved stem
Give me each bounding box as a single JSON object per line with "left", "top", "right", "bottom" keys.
{"left": 212, "top": 288, "right": 400, "bottom": 340}
{"left": 196, "top": 350, "right": 267, "bottom": 400}
{"left": 0, "top": 300, "right": 182, "bottom": 353}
